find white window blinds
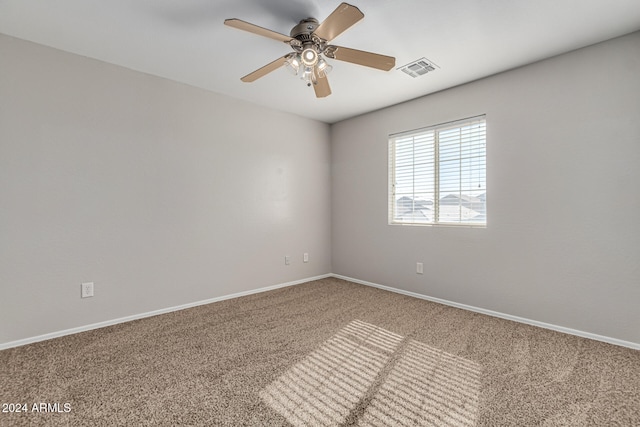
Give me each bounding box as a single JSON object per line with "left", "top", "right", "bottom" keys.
{"left": 389, "top": 116, "right": 486, "bottom": 226}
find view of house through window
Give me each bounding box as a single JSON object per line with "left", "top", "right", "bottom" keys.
{"left": 389, "top": 116, "right": 486, "bottom": 226}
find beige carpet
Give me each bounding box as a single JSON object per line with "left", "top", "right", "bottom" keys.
{"left": 1, "top": 277, "right": 639, "bottom": 426}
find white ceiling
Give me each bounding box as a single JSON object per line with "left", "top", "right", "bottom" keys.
{"left": 2, "top": 0, "right": 640, "bottom": 123}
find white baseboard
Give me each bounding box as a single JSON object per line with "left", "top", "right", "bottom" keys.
{"left": 331, "top": 274, "right": 640, "bottom": 350}
{"left": 3, "top": 273, "right": 637, "bottom": 351}
{"left": 0, "top": 274, "right": 332, "bottom": 351}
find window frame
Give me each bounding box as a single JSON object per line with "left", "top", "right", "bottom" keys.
{"left": 388, "top": 115, "right": 487, "bottom": 227}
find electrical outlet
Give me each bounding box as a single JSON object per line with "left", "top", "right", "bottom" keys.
{"left": 285, "top": 256, "right": 291, "bottom": 265}
{"left": 303, "top": 253, "right": 309, "bottom": 263}
{"left": 416, "top": 262, "right": 423, "bottom": 274}
{"left": 81, "top": 282, "right": 94, "bottom": 298}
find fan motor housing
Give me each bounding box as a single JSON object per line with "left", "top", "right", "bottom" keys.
{"left": 290, "top": 18, "right": 319, "bottom": 42}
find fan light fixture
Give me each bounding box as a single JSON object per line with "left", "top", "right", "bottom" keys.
{"left": 285, "top": 54, "right": 301, "bottom": 75}
{"left": 317, "top": 58, "right": 333, "bottom": 77}
{"left": 301, "top": 47, "right": 319, "bottom": 67}
{"left": 286, "top": 50, "right": 333, "bottom": 86}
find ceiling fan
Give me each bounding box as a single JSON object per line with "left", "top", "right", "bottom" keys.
{"left": 224, "top": 2, "right": 395, "bottom": 98}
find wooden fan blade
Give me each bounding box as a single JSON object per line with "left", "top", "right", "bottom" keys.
{"left": 224, "top": 18, "right": 292, "bottom": 43}
{"left": 325, "top": 45, "right": 395, "bottom": 71}
{"left": 241, "top": 55, "right": 290, "bottom": 82}
{"left": 314, "top": 3, "right": 364, "bottom": 42}
{"left": 313, "top": 70, "right": 332, "bottom": 98}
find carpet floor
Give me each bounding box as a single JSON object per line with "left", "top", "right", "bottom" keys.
{"left": 1, "top": 277, "right": 639, "bottom": 426}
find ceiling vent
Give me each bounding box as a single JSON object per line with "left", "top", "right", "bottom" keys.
{"left": 398, "top": 58, "right": 439, "bottom": 78}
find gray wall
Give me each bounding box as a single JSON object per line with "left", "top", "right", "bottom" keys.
{"left": 331, "top": 32, "right": 640, "bottom": 344}
{"left": 0, "top": 35, "right": 331, "bottom": 344}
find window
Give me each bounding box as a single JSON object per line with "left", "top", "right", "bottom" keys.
{"left": 389, "top": 116, "right": 486, "bottom": 226}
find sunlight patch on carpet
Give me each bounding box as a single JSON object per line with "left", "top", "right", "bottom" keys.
{"left": 260, "top": 320, "right": 481, "bottom": 426}
{"left": 358, "top": 339, "right": 481, "bottom": 426}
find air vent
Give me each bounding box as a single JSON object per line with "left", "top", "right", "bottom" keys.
{"left": 398, "top": 58, "right": 439, "bottom": 78}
